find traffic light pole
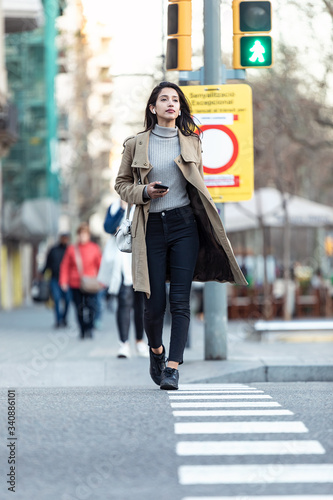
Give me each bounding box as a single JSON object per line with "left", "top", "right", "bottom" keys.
{"left": 203, "top": 0, "right": 228, "bottom": 360}
{"left": 204, "top": 0, "right": 225, "bottom": 85}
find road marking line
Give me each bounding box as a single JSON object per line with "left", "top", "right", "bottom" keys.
{"left": 179, "top": 384, "right": 251, "bottom": 389}
{"left": 176, "top": 440, "right": 325, "bottom": 455}
{"left": 169, "top": 389, "right": 264, "bottom": 394}
{"left": 179, "top": 464, "right": 333, "bottom": 484}
{"left": 171, "top": 401, "right": 281, "bottom": 408}
{"left": 169, "top": 394, "right": 272, "bottom": 399}
{"left": 175, "top": 421, "right": 308, "bottom": 434}
{"left": 173, "top": 409, "right": 293, "bottom": 416}
{"left": 182, "top": 496, "right": 333, "bottom": 500}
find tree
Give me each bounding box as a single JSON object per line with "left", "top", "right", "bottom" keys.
{"left": 252, "top": 44, "right": 333, "bottom": 203}
{"left": 248, "top": 43, "right": 333, "bottom": 318}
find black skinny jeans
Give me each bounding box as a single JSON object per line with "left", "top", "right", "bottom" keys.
{"left": 117, "top": 282, "right": 144, "bottom": 343}
{"left": 144, "top": 205, "right": 199, "bottom": 364}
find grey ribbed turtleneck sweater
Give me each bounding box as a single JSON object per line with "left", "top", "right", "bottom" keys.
{"left": 147, "top": 124, "right": 190, "bottom": 213}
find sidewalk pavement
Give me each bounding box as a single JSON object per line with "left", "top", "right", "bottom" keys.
{"left": 0, "top": 303, "right": 332, "bottom": 388}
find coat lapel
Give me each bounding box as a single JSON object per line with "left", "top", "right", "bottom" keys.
{"left": 130, "top": 132, "right": 151, "bottom": 178}
{"left": 178, "top": 130, "right": 200, "bottom": 162}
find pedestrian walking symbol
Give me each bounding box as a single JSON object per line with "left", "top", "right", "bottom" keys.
{"left": 249, "top": 40, "right": 265, "bottom": 63}
{"left": 238, "top": 35, "right": 273, "bottom": 68}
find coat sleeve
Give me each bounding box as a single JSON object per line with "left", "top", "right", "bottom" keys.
{"left": 103, "top": 205, "right": 125, "bottom": 234}
{"left": 41, "top": 248, "right": 52, "bottom": 274}
{"left": 114, "top": 138, "right": 148, "bottom": 205}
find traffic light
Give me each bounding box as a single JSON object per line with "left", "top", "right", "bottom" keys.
{"left": 166, "top": 0, "right": 192, "bottom": 71}
{"left": 233, "top": 0, "right": 273, "bottom": 69}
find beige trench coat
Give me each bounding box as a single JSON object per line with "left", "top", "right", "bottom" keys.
{"left": 114, "top": 129, "right": 247, "bottom": 297}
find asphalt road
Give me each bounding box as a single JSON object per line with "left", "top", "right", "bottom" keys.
{"left": 0, "top": 382, "right": 332, "bottom": 500}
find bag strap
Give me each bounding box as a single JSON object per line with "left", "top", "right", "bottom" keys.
{"left": 125, "top": 205, "right": 132, "bottom": 220}
{"left": 135, "top": 135, "right": 142, "bottom": 185}
{"left": 74, "top": 246, "right": 83, "bottom": 278}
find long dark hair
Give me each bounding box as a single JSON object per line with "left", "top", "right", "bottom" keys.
{"left": 143, "top": 81, "right": 200, "bottom": 136}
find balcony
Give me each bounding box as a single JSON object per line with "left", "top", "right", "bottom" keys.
{"left": 3, "top": 0, "right": 43, "bottom": 34}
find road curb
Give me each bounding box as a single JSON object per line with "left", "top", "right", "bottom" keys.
{"left": 185, "top": 364, "right": 333, "bottom": 384}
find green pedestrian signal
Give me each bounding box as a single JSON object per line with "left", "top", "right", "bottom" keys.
{"left": 240, "top": 36, "right": 272, "bottom": 67}
{"left": 232, "top": 0, "right": 273, "bottom": 69}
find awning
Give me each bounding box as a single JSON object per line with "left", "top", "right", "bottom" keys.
{"left": 3, "top": 198, "right": 60, "bottom": 242}
{"left": 224, "top": 187, "right": 333, "bottom": 232}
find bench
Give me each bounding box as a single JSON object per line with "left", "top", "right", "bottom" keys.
{"left": 252, "top": 319, "right": 333, "bottom": 340}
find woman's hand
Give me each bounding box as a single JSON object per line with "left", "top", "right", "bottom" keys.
{"left": 146, "top": 182, "right": 169, "bottom": 199}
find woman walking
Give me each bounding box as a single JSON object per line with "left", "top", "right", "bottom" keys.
{"left": 60, "top": 223, "right": 102, "bottom": 339}
{"left": 115, "top": 81, "right": 247, "bottom": 390}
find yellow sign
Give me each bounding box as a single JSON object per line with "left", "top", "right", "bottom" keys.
{"left": 181, "top": 84, "right": 254, "bottom": 202}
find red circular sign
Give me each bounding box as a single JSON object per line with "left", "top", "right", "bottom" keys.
{"left": 197, "top": 124, "right": 239, "bottom": 174}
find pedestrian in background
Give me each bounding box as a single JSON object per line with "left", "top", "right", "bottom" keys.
{"left": 41, "top": 233, "right": 71, "bottom": 328}
{"left": 98, "top": 199, "right": 148, "bottom": 358}
{"left": 115, "top": 81, "right": 247, "bottom": 390}
{"left": 59, "top": 223, "right": 102, "bottom": 339}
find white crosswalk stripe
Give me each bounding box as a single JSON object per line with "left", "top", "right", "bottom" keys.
{"left": 170, "top": 394, "right": 273, "bottom": 399}
{"left": 173, "top": 409, "right": 293, "bottom": 416}
{"left": 171, "top": 401, "right": 281, "bottom": 407}
{"left": 167, "top": 384, "right": 331, "bottom": 500}
{"left": 182, "top": 496, "right": 333, "bottom": 500}
{"left": 176, "top": 440, "right": 325, "bottom": 455}
{"left": 179, "top": 464, "right": 333, "bottom": 484}
{"left": 168, "top": 389, "right": 265, "bottom": 393}
{"left": 175, "top": 421, "right": 308, "bottom": 434}
{"left": 178, "top": 384, "right": 250, "bottom": 389}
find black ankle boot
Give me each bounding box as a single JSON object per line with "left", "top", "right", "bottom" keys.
{"left": 149, "top": 346, "right": 166, "bottom": 386}
{"left": 160, "top": 367, "right": 179, "bottom": 390}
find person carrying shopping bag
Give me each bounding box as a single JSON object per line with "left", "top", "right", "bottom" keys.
{"left": 60, "top": 223, "right": 102, "bottom": 339}
{"left": 115, "top": 81, "right": 247, "bottom": 390}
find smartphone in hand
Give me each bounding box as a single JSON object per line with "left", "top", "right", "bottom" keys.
{"left": 153, "top": 184, "right": 169, "bottom": 191}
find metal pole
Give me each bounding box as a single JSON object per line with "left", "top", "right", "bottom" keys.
{"left": 161, "top": 0, "right": 167, "bottom": 81}
{"left": 204, "top": 0, "right": 223, "bottom": 85}
{"left": 203, "top": 0, "right": 228, "bottom": 360}
{"left": 0, "top": 160, "right": 3, "bottom": 309}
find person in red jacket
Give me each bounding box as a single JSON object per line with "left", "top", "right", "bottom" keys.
{"left": 60, "top": 223, "right": 102, "bottom": 339}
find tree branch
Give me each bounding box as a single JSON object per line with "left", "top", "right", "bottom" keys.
{"left": 315, "top": 116, "right": 333, "bottom": 128}
{"left": 288, "top": 131, "right": 333, "bottom": 150}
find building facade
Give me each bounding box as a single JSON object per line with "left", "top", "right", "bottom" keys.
{"left": 1, "top": 0, "right": 114, "bottom": 308}
{"left": 0, "top": 0, "right": 56, "bottom": 309}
